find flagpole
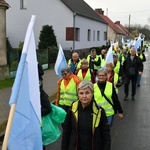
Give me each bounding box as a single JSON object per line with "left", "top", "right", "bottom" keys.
{"left": 2, "top": 104, "right": 16, "bottom": 150}
{"left": 2, "top": 15, "right": 36, "bottom": 150}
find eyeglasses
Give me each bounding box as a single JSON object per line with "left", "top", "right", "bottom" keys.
{"left": 61, "top": 73, "right": 68, "bottom": 76}
{"left": 97, "top": 74, "right": 106, "bottom": 77}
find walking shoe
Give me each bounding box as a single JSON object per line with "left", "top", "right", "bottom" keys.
{"left": 124, "top": 95, "right": 128, "bottom": 101}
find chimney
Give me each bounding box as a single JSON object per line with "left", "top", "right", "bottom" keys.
{"left": 115, "top": 21, "right": 120, "bottom": 25}
{"left": 95, "top": 8, "right": 104, "bottom": 15}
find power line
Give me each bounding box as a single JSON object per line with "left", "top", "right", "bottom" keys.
{"left": 109, "top": 9, "right": 150, "bottom": 14}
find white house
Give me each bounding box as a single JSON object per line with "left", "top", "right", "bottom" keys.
{"left": 6, "top": 0, "right": 108, "bottom": 51}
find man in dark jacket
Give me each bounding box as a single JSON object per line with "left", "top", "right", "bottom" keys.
{"left": 87, "top": 49, "right": 101, "bottom": 76}
{"left": 123, "top": 47, "right": 143, "bottom": 100}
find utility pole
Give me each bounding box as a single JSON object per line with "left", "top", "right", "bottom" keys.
{"left": 106, "top": 8, "right": 108, "bottom": 16}
{"left": 73, "top": 12, "right": 76, "bottom": 50}
{"left": 129, "top": 14, "right": 131, "bottom": 34}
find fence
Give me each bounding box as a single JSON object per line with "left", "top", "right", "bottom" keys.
{"left": 7, "top": 48, "right": 57, "bottom": 78}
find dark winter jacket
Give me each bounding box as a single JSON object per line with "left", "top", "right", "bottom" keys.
{"left": 123, "top": 55, "right": 143, "bottom": 76}
{"left": 40, "top": 89, "right": 51, "bottom": 116}
{"left": 61, "top": 100, "right": 111, "bottom": 150}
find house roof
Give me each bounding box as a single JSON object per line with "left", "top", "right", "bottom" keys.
{"left": 61, "top": 0, "right": 107, "bottom": 24}
{"left": 0, "top": 0, "right": 10, "bottom": 9}
{"left": 115, "top": 21, "right": 133, "bottom": 37}
{"left": 97, "top": 13, "right": 125, "bottom": 35}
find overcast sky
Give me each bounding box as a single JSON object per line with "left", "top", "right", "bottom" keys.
{"left": 84, "top": 0, "right": 150, "bottom": 26}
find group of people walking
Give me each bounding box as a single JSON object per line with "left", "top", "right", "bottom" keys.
{"left": 40, "top": 44, "right": 147, "bottom": 149}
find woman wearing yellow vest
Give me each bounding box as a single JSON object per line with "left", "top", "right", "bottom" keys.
{"left": 94, "top": 68, "right": 123, "bottom": 126}
{"left": 76, "top": 58, "right": 95, "bottom": 83}
{"left": 106, "top": 62, "right": 120, "bottom": 93}
{"left": 113, "top": 54, "right": 121, "bottom": 75}
{"left": 55, "top": 67, "right": 80, "bottom": 113}
{"left": 61, "top": 80, "right": 111, "bottom": 150}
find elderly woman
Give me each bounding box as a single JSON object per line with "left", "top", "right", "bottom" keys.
{"left": 61, "top": 80, "right": 111, "bottom": 150}
{"left": 76, "top": 58, "right": 95, "bottom": 83}
{"left": 106, "top": 62, "right": 119, "bottom": 93}
{"left": 55, "top": 67, "right": 80, "bottom": 112}
{"left": 94, "top": 68, "right": 123, "bottom": 126}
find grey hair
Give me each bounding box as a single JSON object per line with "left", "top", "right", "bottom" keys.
{"left": 78, "top": 80, "right": 94, "bottom": 93}
{"left": 97, "top": 68, "right": 107, "bottom": 75}
{"left": 61, "top": 66, "right": 71, "bottom": 73}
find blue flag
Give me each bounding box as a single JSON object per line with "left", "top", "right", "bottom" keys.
{"left": 54, "top": 44, "right": 67, "bottom": 78}
{"left": 8, "top": 16, "right": 42, "bottom": 150}
{"left": 104, "top": 45, "right": 113, "bottom": 68}
{"left": 121, "top": 36, "right": 125, "bottom": 48}
{"left": 134, "top": 34, "right": 142, "bottom": 51}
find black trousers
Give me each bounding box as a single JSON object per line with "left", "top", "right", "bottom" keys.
{"left": 59, "top": 104, "right": 70, "bottom": 128}
{"left": 124, "top": 75, "right": 137, "bottom": 96}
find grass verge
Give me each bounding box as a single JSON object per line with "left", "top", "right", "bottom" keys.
{"left": 0, "top": 78, "right": 14, "bottom": 90}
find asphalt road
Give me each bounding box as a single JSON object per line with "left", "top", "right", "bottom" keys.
{"left": 46, "top": 51, "right": 150, "bottom": 150}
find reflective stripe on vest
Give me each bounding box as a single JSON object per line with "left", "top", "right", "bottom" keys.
{"left": 94, "top": 82, "right": 114, "bottom": 117}
{"left": 71, "top": 100, "right": 101, "bottom": 133}
{"left": 59, "top": 78, "right": 78, "bottom": 106}
{"left": 77, "top": 69, "right": 91, "bottom": 81}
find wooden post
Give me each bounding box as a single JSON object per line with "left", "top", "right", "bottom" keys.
{"left": 2, "top": 104, "right": 16, "bottom": 150}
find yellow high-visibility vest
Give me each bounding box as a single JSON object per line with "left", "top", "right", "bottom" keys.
{"left": 68, "top": 59, "right": 81, "bottom": 69}
{"left": 94, "top": 82, "right": 114, "bottom": 117}
{"left": 87, "top": 55, "right": 100, "bottom": 70}
{"left": 113, "top": 72, "right": 119, "bottom": 93}
{"left": 59, "top": 78, "right": 78, "bottom": 106}
{"left": 99, "top": 55, "right": 105, "bottom": 68}
{"left": 77, "top": 69, "right": 91, "bottom": 81}
{"left": 71, "top": 100, "right": 101, "bottom": 133}
{"left": 114, "top": 61, "right": 120, "bottom": 74}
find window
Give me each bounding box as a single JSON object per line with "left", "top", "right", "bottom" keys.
{"left": 93, "top": 30, "right": 95, "bottom": 41}
{"left": 66, "top": 27, "right": 80, "bottom": 41}
{"left": 75, "top": 28, "right": 80, "bottom": 41}
{"left": 104, "top": 32, "right": 107, "bottom": 41}
{"left": 87, "top": 29, "right": 91, "bottom": 41}
{"left": 97, "top": 31, "right": 100, "bottom": 41}
{"left": 20, "top": 0, "right": 27, "bottom": 9}
{"left": 66, "top": 27, "right": 74, "bottom": 41}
